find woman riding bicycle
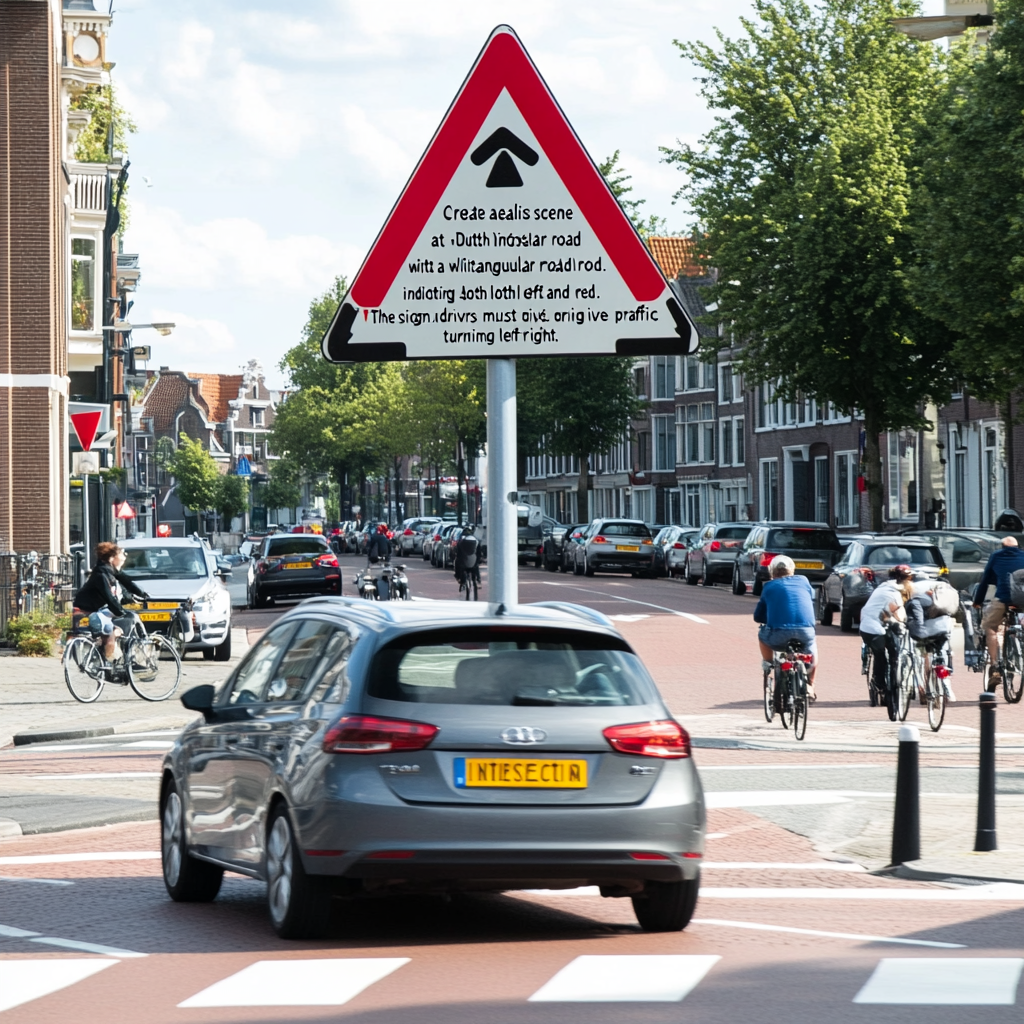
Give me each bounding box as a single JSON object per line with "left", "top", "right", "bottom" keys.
{"left": 906, "top": 577, "right": 957, "bottom": 703}
{"left": 858, "top": 564, "right": 913, "bottom": 705}
{"left": 754, "top": 555, "right": 818, "bottom": 700}
{"left": 73, "top": 542, "right": 150, "bottom": 663}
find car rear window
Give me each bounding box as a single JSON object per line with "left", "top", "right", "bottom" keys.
{"left": 367, "top": 627, "right": 657, "bottom": 707}
{"left": 716, "top": 526, "right": 751, "bottom": 540}
{"left": 864, "top": 545, "right": 941, "bottom": 566}
{"left": 598, "top": 522, "right": 652, "bottom": 538}
{"left": 266, "top": 537, "right": 329, "bottom": 557}
{"left": 768, "top": 529, "right": 841, "bottom": 550}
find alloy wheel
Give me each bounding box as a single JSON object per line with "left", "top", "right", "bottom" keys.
{"left": 267, "top": 815, "right": 294, "bottom": 927}
{"left": 162, "top": 791, "right": 183, "bottom": 887}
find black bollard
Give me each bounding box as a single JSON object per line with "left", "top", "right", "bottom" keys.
{"left": 891, "top": 724, "right": 920, "bottom": 866}
{"left": 975, "top": 692, "right": 998, "bottom": 852}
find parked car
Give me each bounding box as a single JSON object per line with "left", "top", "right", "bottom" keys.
{"left": 819, "top": 538, "right": 947, "bottom": 631}
{"left": 683, "top": 523, "right": 752, "bottom": 586}
{"left": 573, "top": 519, "right": 656, "bottom": 577}
{"left": 662, "top": 528, "right": 700, "bottom": 579}
{"left": 162, "top": 599, "right": 705, "bottom": 938}
{"left": 247, "top": 533, "right": 341, "bottom": 609}
{"left": 898, "top": 529, "right": 1001, "bottom": 593}
{"left": 649, "top": 526, "right": 698, "bottom": 578}
{"left": 553, "top": 523, "right": 588, "bottom": 573}
{"left": 119, "top": 537, "right": 233, "bottom": 660}
{"left": 429, "top": 522, "right": 461, "bottom": 567}
{"left": 397, "top": 517, "right": 441, "bottom": 556}
{"left": 733, "top": 521, "right": 844, "bottom": 596}
{"left": 541, "top": 521, "right": 579, "bottom": 573}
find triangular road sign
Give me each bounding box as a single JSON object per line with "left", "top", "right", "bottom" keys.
{"left": 69, "top": 410, "right": 103, "bottom": 451}
{"left": 114, "top": 500, "right": 135, "bottom": 519}
{"left": 323, "top": 25, "right": 698, "bottom": 363}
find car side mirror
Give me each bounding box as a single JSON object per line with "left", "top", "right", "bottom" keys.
{"left": 215, "top": 567, "right": 232, "bottom": 579}
{"left": 181, "top": 683, "right": 217, "bottom": 719}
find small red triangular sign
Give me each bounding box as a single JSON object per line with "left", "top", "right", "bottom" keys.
{"left": 114, "top": 500, "right": 135, "bottom": 519}
{"left": 70, "top": 410, "right": 103, "bottom": 451}
{"left": 323, "top": 25, "right": 696, "bottom": 363}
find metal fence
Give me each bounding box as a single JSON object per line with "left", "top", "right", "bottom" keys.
{"left": 0, "top": 552, "right": 77, "bottom": 637}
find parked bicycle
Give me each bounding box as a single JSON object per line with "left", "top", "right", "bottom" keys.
{"left": 762, "top": 638, "right": 811, "bottom": 741}
{"left": 63, "top": 603, "right": 182, "bottom": 703}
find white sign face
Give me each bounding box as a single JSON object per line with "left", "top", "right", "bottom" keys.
{"left": 323, "top": 26, "right": 697, "bottom": 363}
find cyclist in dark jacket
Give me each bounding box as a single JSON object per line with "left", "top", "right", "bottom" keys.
{"left": 454, "top": 525, "right": 481, "bottom": 589}
{"left": 975, "top": 536, "right": 1024, "bottom": 691}
{"left": 366, "top": 524, "right": 392, "bottom": 564}
{"left": 73, "top": 542, "right": 149, "bottom": 661}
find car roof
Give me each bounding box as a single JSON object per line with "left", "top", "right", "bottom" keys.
{"left": 121, "top": 537, "right": 204, "bottom": 548}
{"left": 857, "top": 538, "right": 939, "bottom": 547}
{"left": 755, "top": 521, "right": 834, "bottom": 529}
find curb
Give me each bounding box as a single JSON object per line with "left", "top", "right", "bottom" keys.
{"left": 0, "top": 817, "right": 23, "bottom": 837}
{"left": 13, "top": 726, "right": 115, "bottom": 747}
{"left": 893, "top": 860, "right": 1024, "bottom": 887}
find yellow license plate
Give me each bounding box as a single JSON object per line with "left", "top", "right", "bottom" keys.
{"left": 125, "top": 601, "right": 179, "bottom": 610}
{"left": 794, "top": 561, "right": 824, "bottom": 570}
{"left": 285, "top": 562, "right": 313, "bottom": 570}
{"left": 454, "top": 757, "right": 588, "bottom": 789}
{"left": 615, "top": 545, "right": 640, "bottom": 552}
{"left": 139, "top": 612, "right": 172, "bottom": 622}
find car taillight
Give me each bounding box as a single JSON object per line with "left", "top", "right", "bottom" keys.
{"left": 759, "top": 551, "right": 779, "bottom": 567}
{"left": 642, "top": 538, "right": 653, "bottom": 545}
{"left": 258, "top": 563, "right": 267, "bottom": 574}
{"left": 403, "top": 529, "right": 414, "bottom": 535}
{"left": 317, "top": 553, "right": 338, "bottom": 567}
{"left": 858, "top": 567, "right": 875, "bottom": 583}
{"left": 603, "top": 720, "right": 691, "bottom": 759}
{"left": 386, "top": 531, "right": 394, "bottom": 539}
{"left": 710, "top": 540, "right": 721, "bottom": 551}
{"left": 323, "top": 715, "right": 439, "bottom": 754}
{"left": 593, "top": 535, "right": 607, "bottom": 544}
{"left": 672, "top": 542, "right": 685, "bottom": 549}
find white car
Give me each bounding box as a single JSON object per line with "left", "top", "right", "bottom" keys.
{"left": 119, "top": 537, "right": 233, "bottom": 660}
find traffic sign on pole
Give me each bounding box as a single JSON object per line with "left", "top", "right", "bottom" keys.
{"left": 69, "top": 410, "right": 103, "bottom": 452}
{"left": 322, "top": 25, "right": 698, "bottom": 363}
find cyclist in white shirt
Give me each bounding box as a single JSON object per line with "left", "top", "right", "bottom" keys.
{"left": 858, "top": 564, "right": 913, "bottom": 704}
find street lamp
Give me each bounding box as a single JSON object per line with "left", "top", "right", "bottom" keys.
{"left": 890, "top": 13, "right": 993, "bottom": 40}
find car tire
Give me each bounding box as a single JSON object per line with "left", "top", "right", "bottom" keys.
{"left": 631, "top": 875, "right": 699, "bottom": 932}
{"left": 266, "top": 804, "right": 332, "bottom": 940}
{"left": 574, "top": 556, "right": 584, "bottom": 576}
{"left": 545, "top": 557, "right": 559, "bottom": 572}
{"left": 161, "top": 780, "right": 223, "bottom": 903}
{"left": 213, "top": 633, "right": 231, "bottom": 662}
{"left": 685, "top": 558, "right": 699, "bottom": 586}
{"left": 202, "top": 648, "right": 214, "bottom": 661}
{"left": 584, "top": 559, "right": 595, "bottom": 577}
{"left": 840, "top": 595, "right": 855, "bottom": 633}
{"left": 752, "top": 576, "right": 763, "bottom": 597}
{"left": 818, "top": 589, "right": 834, "bottom": 627}
{"left": 732, "top": 565, "right": 746, "bottom": 596}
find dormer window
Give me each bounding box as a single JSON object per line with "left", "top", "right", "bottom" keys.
{"left": 251, "top": 407, "right": 264, "bottom": 426}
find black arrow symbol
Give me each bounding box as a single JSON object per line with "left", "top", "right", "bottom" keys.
{"left": 471, "top": 127, "right": 539, "bottom": 188}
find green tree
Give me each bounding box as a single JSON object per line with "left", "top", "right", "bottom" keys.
{"left": 261, "top": 459, "right": 302, "bottom": 512}
{"left": 70, "top": 84, "right": 136, "bottom": 227}
{"left": 598, "top": 151, "right": 669, "bottom": 239}
{"left": 663, "top": 0, "right": 955, "bottom": 530}
{"left": 214, "top": 474, "right": 249, "bottom": 526}
{"left": 168, "top": 434, "right": 221, "bottom": 515}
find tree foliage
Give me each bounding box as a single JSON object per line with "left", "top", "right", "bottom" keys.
{"left": 214, "top": 474, "right": 249, "bottom": 524}
{"left": 168, "top": 434, "right": 220, "bottom": 514}
{"left": 70, "top": 84, "right": 136, "bottom": 227}
{"left": 662, "top": 0, "right": 956, "bottom": 528}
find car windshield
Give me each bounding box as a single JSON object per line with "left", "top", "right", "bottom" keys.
{"left": 769, "top": 529, "right": 841, "bottom": 550}
{"left": 598, "top": 522, "right": 651, "bottom": 538}
{"left": 716, "top": 526, "right": 750, "bottom": 540}
{"left": 121, "top": 546, "right": 208, "bottom": 580}
{"left": 367, "top": 627, "right": 657, "bottom": 707}
{"left": 865, "top": 545, "right": 940, "bottom": 566}
{"left": 266, "top": 538, "right": 328, "bottom": 557}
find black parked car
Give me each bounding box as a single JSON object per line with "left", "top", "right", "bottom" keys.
{"left": 247, "top": 534, "right": 341, "bottom": 608}
{"left": 819, "top": 538, "right": 947, "bottom": 631}
{"left": 732, "top": 521, "right": 843, "bottom": 597}
{"left": 542, "top": 522, "right": 584, "bottom": 573}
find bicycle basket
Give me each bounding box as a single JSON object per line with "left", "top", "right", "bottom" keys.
{"left": 71, "top": 610, "right": 93, "bottom": 636}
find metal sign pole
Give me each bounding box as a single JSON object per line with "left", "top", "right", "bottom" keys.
{"left": 82, "top": 474, "right": 90, "bottom": 575}
{"left": 487, "top": 358, "right": 517, "bottom": 606}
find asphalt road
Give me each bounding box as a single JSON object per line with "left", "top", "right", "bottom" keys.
{"left": 2, "top": 555, "right": 1024, "bottom": 1018}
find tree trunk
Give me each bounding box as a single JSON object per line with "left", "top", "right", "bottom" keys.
{"left": 456, "top": 444, "right": 466, "bottom": 526}
{"left": 863, "top": 411, "right": 884, "bottom": 532}
{"left": 576, "top": 453, "right": 590, "bottom": 521}
{"left": 393, "top": 457, "right": 402, "bottom": 524}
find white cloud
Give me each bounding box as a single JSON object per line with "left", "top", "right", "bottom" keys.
{"left": 338, "top": 104, "right": 415, "bottom": 184}
{"left": 146, "top": 309, "right": 237, "bottom": 360}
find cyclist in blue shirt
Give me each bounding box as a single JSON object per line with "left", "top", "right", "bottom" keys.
{"left": 975, "top": 536, "right": 1024, "bottom": 692}
{"left": 754, "top": 555, "right": 818, "bottom": 700}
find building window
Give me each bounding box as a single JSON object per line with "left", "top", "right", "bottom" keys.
{"left": 684, "top": 483, "right": 703, "bottom": 526}
{"left": 983, "top": 424, "right": 1006, "bottom": 528}
{"left": 719, "top": 416, "right": 744, "bottom": 468}
{"left": 637, "top": 431, "right": 651, "bottom": 472}
{"left": 71, "top": 238, "right": 96, "bottom": 331}
{"left": 718, "top": 362, "right": 741, "bottom": 404}
{"left": 757, "top": 381, "right": 781, "bottom": 428}
{"left": 666, "top": 488, "right": 682, "bottom": 525}
{"left": 652, "top": 356, "right": 676, "bottom": 399}
{"left": 682, "top": 356, "right": 715, "bottom": 393}
{"left": 760, "top": 459, "right": 779, "bottom": 520}
{"left": 814, "top": 456, "right": 829, "bottom": 523}
{"left": 653, "top": 415, "right": 676, "bottom": 471}
{"left": 634, "top": 366, "right": 646, "bottom": 397}
{"left": 679, "top": 403, "right": 715, "bottom": 465}
{"left": 632, "top": 486, "right": 654, "bottom": 523}
{"left": 887, "top": 430, "right": 918, "bottom": 522}
{"left": 835, "top": 451, "right": 858, "bottom": 527}
{"left": 251, "top": 407, "right": 264, "bottom": 427}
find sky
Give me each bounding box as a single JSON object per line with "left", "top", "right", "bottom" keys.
{"left": 113, "top": 0, "right": 943, "bottom": 388}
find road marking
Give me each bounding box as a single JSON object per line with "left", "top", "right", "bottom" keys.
{"left": 28, "top": 772, "right": 162, "bottom": 780}
{"left": 178, "top": 958, "right": 410, "bottom": 1007}
{"left": 14, "top": 744, "right": 119, "bottom": 752}
{"left": 0, "top": 876, "right": 73, "bottom": 886}
{"left": 0, "top": 924, "right": 40, "bottom": 937}
{"left": 0, "top": 959, "right": 118, "bottom": 1013}
{"left": 528, "top": 954, "right": 721, "bottom": 1002}
{"left": 853, "top": 958, "right": 1024, "bottom": 1004}
{"left": 694, "top": 918, "right": 966, "bottom": 948}
{"left": 0, "top": 852, "right": 159, "bottom": 865}
{"left": 608, "top": 614, "right": 650, "bottom": 622}
{"left": 121, "top": 741, "right": 175, "bottom": 749}
{"left": 701, "top": 884, "right": 1024, "bottom": 900}
{"left": 699, "top": 764, "right": 884, "bottom": 771}
{"left": 705, "top": 832, "right": 728, "bottom": 839}
{"left": 30, "top": 937, "right": 147, "bottom": 958}
{"left": 539, "top": 582, "right": 709, "bottom": 622}
{"left": 706, "top": 790, "right": 893, "bottom": 808}
{"left": 702, "top": 862, "right": 867, "bottom": 871}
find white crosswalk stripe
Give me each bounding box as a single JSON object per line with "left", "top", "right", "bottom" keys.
{"left": 854, "top": 958, "right": 1024, "bottom": 1005}
{"left": 0, "top": 959, "right": 118, "bottom": 1013}
{"left": 527, "top": 954, "right": 721, "bottom": 1002}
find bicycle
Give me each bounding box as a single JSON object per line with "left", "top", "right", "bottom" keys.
{"left": 63, "top": 605, "right": 182, "bottom": 703}
{"left": 916, "top": 635, "right": 952, "bottom": 732}
{"left": 457, "top": 567, "right": 480, "bottom": 601}
{"left": 992, "top": 605, "right": 1024, "bottom": 704}
{"left": 892, "top": 622, "right": 918, "bottom": 724}
{"left": 762, "top": 638, "right": 811, "bottom": 741}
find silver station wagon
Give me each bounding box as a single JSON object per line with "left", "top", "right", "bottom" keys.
{"left": 160, "top": 599, "right": 705, "bottom": 938}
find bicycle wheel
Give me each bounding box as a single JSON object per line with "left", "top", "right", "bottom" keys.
{"left": 897, "top": 647, "right": 915, "bottom": 722}
{"left": 792, "top": 667, "right": 808, "bottom": 741}
{"left": 471, "top": 577, "right": 479, "bottom": 601}
{"left": 926, "top": 668, "right": 946, "bottom": 732}
{"left": 63, "top": 636, "right": 105, "bottom": 703}
{"left": 1002, "top": 629, "right": 1024, "bottom": 704}
{"left": 762, "top": 670, "right": 774, "bottom": 723}
{"left": 777, "top": 669, "right": 792, "bottom": 730}
{"left": 864, "top": 649, "right": 878, "bottom": 706}
{"left": 127, "top": 634, "right": 181, "bottom": 701}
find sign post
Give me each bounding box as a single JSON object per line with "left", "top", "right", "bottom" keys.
{"left": 70, "top": 410, "right": 104, "bottom": 566}
{"left": 321, "top": 25, "right": 698, "bottom": 603}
